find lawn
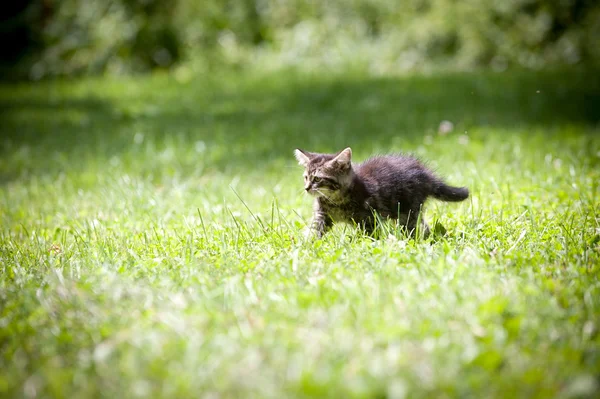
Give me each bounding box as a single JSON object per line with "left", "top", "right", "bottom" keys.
{"left": 1, "top": 68, "right": 599, "bottom": 398}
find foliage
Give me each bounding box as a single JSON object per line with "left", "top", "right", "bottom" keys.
{"left": 187, "top": 0, "right": 600, "bottom": 73}
{"left": 3, "top": 0, "right": 600, "bottom": 78}
{"left": 4, "top": 0, "right": 180, "bottom": 79}
{"left": 1, "top": 68, "right": 599, "bottom": 397}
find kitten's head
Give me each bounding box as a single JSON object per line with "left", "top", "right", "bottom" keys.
{"left": 294, "top": 147, "right": 353, "bottom": 201}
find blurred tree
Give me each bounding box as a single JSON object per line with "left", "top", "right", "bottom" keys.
{"left": 0, "top": 1, "right": 47, "bottom": 70}
{"left": 1, "top": 0, "right": 598, "bottom": 79}
{"left": 1, "top": 0, "right": 181, "bottom": 79}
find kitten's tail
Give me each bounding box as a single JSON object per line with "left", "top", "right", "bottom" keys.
{"left": 432, "top": 182, "right": 469, "bottom": 202}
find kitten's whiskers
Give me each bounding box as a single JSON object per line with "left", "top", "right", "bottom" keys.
{"left": 315, "top": 189, "right": 336, "bottom": 203}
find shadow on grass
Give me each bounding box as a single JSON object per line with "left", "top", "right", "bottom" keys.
{"left": 0, "top": 68, "right": 598, "bottom": 182}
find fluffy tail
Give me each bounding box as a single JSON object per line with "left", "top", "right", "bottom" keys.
{"left": 432, "top": 182, "right": 469, "bottom": 202}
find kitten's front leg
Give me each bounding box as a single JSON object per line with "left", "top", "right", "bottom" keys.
{"left": 306, "top": 200, "right": 332, "bottom": 239}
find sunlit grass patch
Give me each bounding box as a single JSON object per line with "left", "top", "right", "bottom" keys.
{"left": 0, "top": 69, "right": 599, "bottom": 398}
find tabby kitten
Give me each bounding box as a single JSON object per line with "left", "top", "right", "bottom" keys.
{"left": 294, "top": 147, "right": 469, "bottom": 238}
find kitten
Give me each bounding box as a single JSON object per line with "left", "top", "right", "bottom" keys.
{"left": 294, "top": 147, "right": 469, "bottom": 238}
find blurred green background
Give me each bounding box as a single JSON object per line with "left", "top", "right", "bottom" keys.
{"left": 2, "top": 0, "right": 599, "bottom": 79}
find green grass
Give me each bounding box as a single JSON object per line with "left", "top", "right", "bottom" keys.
{"left": 1, "top": 68, "right": 599, "bottom": 398}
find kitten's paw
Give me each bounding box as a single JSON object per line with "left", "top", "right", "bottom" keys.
{"left": 303, "top": 228, "right": 313, "bottom": 239}
{"left": 303, "top": 227, "right": 323, "bottom": 240}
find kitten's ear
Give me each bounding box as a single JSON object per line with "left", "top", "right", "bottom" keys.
{"left": 330, "top": 147, "right": 352, "bottom": 168}
{"left": 294, "top": 149, "right": 312, "bottom": 166}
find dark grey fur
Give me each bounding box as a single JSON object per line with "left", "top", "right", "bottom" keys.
{"left": 294, "top": 147, "right": 469, "bottom": 238}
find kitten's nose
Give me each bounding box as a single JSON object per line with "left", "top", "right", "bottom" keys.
{"left": 305, "top": 183, "right": 311, "bottom": 191}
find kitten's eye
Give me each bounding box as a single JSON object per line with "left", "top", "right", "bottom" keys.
{"left": 313, "top": 177, "right": 322, "bottom": 183}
